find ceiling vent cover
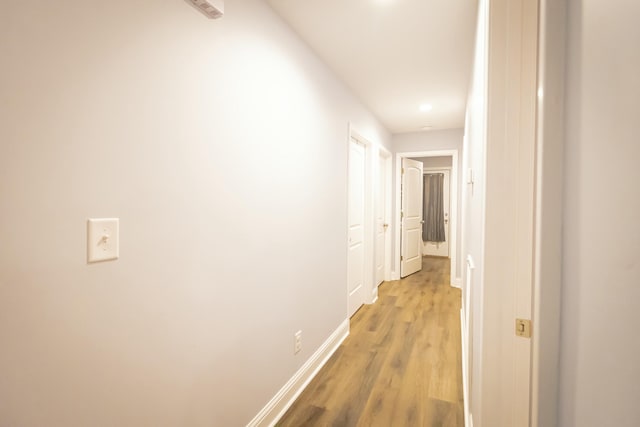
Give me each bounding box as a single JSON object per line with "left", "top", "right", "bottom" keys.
{"left": 187, "top": 0, "right": 224, "bottom": 19}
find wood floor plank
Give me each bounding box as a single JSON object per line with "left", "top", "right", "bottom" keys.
{"left": 277, "top": 257, "right": 463, "bottom": 427}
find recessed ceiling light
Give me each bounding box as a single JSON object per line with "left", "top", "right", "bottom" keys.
{"left": 421, "top": 125, "right": 433, "bottom": 130}
{"left": 419, "top": 103, "right": 433, "bottom": 112}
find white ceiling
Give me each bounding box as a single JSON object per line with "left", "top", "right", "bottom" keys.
{"left": 266, "top": 0, "right": 478, "bottom": 134}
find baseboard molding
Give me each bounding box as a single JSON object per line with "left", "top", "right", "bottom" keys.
{"left": 246, "top": 319, "right": 350, "bottom": 427}
{"left": 451, "top": 277, "right": 462, "bottom": 288}
{"left": 461, "top": 308, "right": 470, "bottom": 427}
{"left": 370, "top": 291, "right": 379, "bottom": 304}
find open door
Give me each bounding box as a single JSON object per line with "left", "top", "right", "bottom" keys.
{"left": 400, "top": 158, "right": 423, "bottom": 277}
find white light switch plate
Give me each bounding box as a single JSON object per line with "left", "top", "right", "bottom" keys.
{"left": 87, "top": 218, "right": 119, "bottom": 263}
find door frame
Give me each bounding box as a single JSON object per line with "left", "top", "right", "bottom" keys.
{"left": 394, "top": 149, "right": 459, "bottom": 287}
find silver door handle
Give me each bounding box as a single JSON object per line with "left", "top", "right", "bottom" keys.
{"left": 420, "top": 220, "right": 425, "bottom": 224}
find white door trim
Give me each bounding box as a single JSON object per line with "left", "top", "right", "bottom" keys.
{"left": 393, "top": 150, "right": 459, "bottom": 287}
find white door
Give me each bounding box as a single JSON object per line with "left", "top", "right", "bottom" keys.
{"left": 400, "top": 158, "right": 423, "bottom": 278}
{"left": 347, "top": 138, "right": 365, "bottom": 317}
{"left": 375, "top": 154, "right": 388, "bottom": 286}
{"left": 423, "top": 169, "right": 450, "bottom": 257}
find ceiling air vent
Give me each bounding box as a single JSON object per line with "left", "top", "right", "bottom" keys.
{"left": 187, "top": 0, "right": 224, "bottom": 19}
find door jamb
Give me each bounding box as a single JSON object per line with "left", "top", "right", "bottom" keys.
{"left": 394, "top": 150, "right": 459, "bottom": 287}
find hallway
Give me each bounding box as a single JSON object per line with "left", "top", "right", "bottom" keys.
{"left": 278, "top": 257, "right": 463, "bottom": 427}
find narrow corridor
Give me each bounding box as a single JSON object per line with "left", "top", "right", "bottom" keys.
{"left": 278, "top": 257, "right": 463, "bottom": 427}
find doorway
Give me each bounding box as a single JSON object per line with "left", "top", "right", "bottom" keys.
{"left": 394, "top": 150, "right": 459, "bottom": 286}
{"left": 422, "top": 168, "right": 451, "bottom": 258}
{"left": 347, "top": 127, "right": 393, "bottom": 316}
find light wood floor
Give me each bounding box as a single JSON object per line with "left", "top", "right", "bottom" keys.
{"left": 277, "top": 257, "right": 463, "bottom": 427}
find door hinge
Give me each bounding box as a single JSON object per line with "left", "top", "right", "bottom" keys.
{"left": 515, "top": 318, "right": 532, "bottom": 338}
{"left": 401, "top": 256, "right": 403, "bottom": 261}
{"left": 401, "top": 211, "right": 404, "bottom": 219}
{"left": 402, "top": 167, "right": 405, "bottom": 174}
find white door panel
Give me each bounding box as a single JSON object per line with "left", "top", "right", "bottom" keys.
{"left": 400, "top": 158, "right": 423, "bottom": 277}
{"left": 347, "top": 139, "right": 365, "bottom": 317}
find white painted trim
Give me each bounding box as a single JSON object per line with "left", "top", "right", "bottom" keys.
{"left": 423, "top": 166, "right": 452, "bottom": 172}
{"left": 394, "top": 149, "right": 459, "bottom": 286}
{"left": 461, "top": 308, "right": 470, "bottom": 427}
{"left": 462, "top": 255, "right": 475, "bottom": 425}
{"left": 246, "top": 320, "right": 350, "bottom": 427}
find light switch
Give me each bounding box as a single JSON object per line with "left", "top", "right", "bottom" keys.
{"left": 87, "top": 218, "right": 119, "bottom": 263}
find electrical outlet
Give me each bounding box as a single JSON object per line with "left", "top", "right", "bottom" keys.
{"left": 294, "top": 330, "right": 302, "bottom": 354}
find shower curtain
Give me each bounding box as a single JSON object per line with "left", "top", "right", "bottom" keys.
{"left": 422, "top": 173, "right": 446, "bottom": 242}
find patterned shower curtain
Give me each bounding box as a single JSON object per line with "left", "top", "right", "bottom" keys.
{"left": 422, "top": 173, "right": 446, "bottom": 242}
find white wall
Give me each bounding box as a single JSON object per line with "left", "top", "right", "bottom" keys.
{"left": 413, "top": 156, "right": 453, "bottom": 169}
{"left": 0, "top": 1, "right": 391, "bottom": 426}
{"left": 560, "top": 1, "right": 640, "bottom": 425}
{"left": 393, "top": 129, "right": 463, "bottom": 280}
{"left": 393, "top": 128, "right": 463, "bottom": 153}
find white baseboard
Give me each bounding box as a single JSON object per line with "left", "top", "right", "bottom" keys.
{"left": 461, "top": 308, "right": 470, "bottom": 427}
{"left": 451, "top": 277, "right": 462, "bottom": 288}
{"left": 246, "top": 319, "right": 350, "bottom": 427}
{"left": 370, "top": 291, "right": 379, "bottom": 304}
